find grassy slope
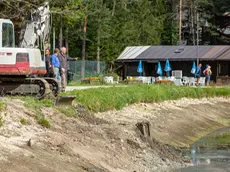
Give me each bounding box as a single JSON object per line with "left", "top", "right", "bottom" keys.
{"left": 8, "top": 85, "right": 230, "bottom": 147}
{"left": 62, "top": 85, "right": 230, "bottom": 112}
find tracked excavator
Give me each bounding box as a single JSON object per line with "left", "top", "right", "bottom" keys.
{"left": 0, "top": 2, "right": 62, "bottom": 99}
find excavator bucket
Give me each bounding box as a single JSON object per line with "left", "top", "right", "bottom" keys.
{"left": 55, "top": 96, "right": 76, "bottom": 106}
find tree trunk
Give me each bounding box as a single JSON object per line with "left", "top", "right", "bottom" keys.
{"left": 96, "top": 35, "right": 100, "bottom": 74}
{"left": 112, "top": 0, "right": 116, "bottom": 16}
{"left": 191, "top": 4, "right": 195, "bottom": 45}
{"left": 110, "top": 63, "right": 113, "bottom": 72}
{"left": 96, "top": 24, "right": 101, "bottom": 74}
{"left": 59, "top": 15, "right": 63, "bottom": 48}
{"left": 53, "top": 27, "right": 55, "bottom": 52}
{"left": 65, "top": 26, "right": 69, "bottom": 56}
{"left": 81, "top": 14, "right": 87, "bottom": 80}
{"left": 96, "top": 0, "right": 103, "bottom": 74}
{"left": 179, "top": 0, "right": 182, "bottom": 43}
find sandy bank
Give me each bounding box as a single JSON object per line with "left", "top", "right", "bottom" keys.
{"left": 0, "top": 97, "right": 229, "bottom": 172}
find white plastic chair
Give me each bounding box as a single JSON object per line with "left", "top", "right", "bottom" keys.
{"left": 103, "top": 76, "right": 114, "bottom": 84}
{"left": 141, "top": 77, "right": 151, "bottom": 84}
{"left": 200, "top": 77, "right": 206, "bottom": 86}
{"left": 174, "top": 78, "right": 183, "bottom": 86}
{"left": 156, "top": 76, "right": 162, "bottom": 81}
{"left": 151, "top": 77, "right": 156, "bottom": 84}
{"left": 189, "top": 77, "right": 196, "bottom": 86}
{"left": 182, "top": 76, "right": 189, "bottom": 86}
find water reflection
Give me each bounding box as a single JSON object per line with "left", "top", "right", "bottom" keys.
{"left": 173, "top": 149, "right": 230, "bottom": 171}
{"left": 175, "top": 126, "right": 230, "bottom": 172}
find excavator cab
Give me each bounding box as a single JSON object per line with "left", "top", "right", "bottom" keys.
{"left": 0, "top": 19, "right": 15, "bottom": 48}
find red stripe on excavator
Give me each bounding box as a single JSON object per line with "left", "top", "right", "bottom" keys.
{"left": 30, "top": 69, "right": 47, "bottom": 74}
{"left": 0, "top": 62, "right": 46, "bottom": 75}
{"left": 0, "top": 52, "right": 12, "bottom": 56}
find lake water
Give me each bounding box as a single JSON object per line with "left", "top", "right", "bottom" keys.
{"left": 176, "top": 127, "right": 230, "bottom": 172}
{"left": 177, "top": 149, "right": 230, "bottom": 172}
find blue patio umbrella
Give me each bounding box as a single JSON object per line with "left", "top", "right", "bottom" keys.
{"left": 137, "top": 60, "right": 143, "bottom": 76}
{"left": 164, "top": 59, "right": 172, "bottom": 76}
{"left": 156, "top": 61, "right": 162, "bottom": 76}
{"left": 191, "top": 61, "right": 196, "bottom": 74}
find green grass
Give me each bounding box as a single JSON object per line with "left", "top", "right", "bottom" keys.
{"left": 61, "top": 85, "right": 230, "bottom": 112}
{"left": 20, "top": 118, "right": 29, "bottom": 125}
{"left": 0, "top": 115, "right": 4, "bottom": 127}
{"left": 208, "top": 133, "right": 230, "bottom": 144}
{"left": 36, "top": 113, "right": 51, "bottom": 128}
{"left": 0, "top": 100, "right": 7, "bottom": 127}
{"left": 21, "top": 97, "right": 54, "bottom": 110}
{"left": 56, "top": 106, "right": 78, "bottom": 118}
{"left": 0, "top": 100, "right": 7, "bottom": 111}
{"left": 197, "top": 133, "right": 230, "bottom": 149}
{"left": 19, "top": 97, "right": 53, "bottom": 128}
{"left": 19, "top": 96, "right": 78, "bottom": 125}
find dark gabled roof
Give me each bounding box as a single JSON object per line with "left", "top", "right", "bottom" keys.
{"left": 117, "top": 45, "right": 230, "bottom": 61}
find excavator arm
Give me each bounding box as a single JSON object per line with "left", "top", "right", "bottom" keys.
{"left": 16, "top": 2, "right": 76, "bottom": 104}
{"left": 20, "top": 2, "right": 50, "bottom": 50}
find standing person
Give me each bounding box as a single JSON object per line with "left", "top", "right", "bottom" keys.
{"left": 195, "top": 63, "right": 202, "bottom": 86}
{"left": 44, "top": 49, "right": 54, "bottom": 77}
{"left": 203, "top": 65, "right": 212, "bottom": 87}
{"left": 58, "top": 47, "right": 78, "bottom": 91}
{"left": 51, "top": 48, "right": 61, "bottom": 82}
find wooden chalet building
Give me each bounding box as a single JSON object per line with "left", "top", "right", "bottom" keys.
{"left": 117, "top": 46, "right": 230, "bottom": 84}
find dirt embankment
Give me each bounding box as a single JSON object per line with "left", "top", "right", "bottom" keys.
{"left": 0, "top": 97, "right": 230, "bottom": 172}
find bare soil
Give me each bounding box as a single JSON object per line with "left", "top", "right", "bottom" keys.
{"left": 0, "top": 97, "right": 230, "bottom": 172}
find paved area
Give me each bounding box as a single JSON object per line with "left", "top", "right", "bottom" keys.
{"left": 65, "top": 85, "right": 228, "bottom": 92}
{"left": 65, "top": 85, "right": 125, "bottom": 91}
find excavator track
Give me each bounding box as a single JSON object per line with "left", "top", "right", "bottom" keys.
{"left": 0, "top": 77, "right": 51, "bottom": 99}
{"left": 44, "top": 78, "right": 62, "bottom": 97}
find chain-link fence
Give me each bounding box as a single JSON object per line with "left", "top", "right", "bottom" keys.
{"left": 68, "top": 60, "right": 106, "bottom": 82}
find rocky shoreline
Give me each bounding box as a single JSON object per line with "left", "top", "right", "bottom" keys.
{"left": 0, "top": 97, "right": 230, "bottom": 171}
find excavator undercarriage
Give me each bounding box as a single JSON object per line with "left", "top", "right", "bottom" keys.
{"left": 0, "top": 77, "right": 61, "bottom": 99}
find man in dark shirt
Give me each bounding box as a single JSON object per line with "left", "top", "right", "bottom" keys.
{"left": 45, "top": 49, "right": 54, "bottom": 77}
{"left": 58, "top": 47, "right": 78, "bottom": 91}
